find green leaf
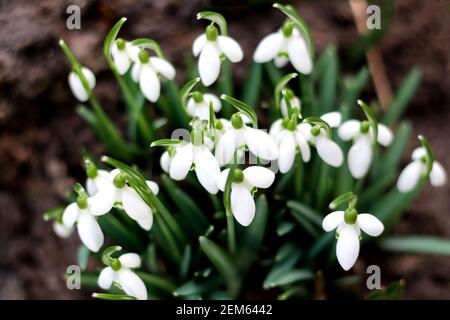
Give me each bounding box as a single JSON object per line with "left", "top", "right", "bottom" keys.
{"left": 274, "top": 73, "right": 297, "bottom": 113}
{"left": 77, "top": 245, "right": 90, "bottom": 271}
{"left": 264, "top": 62, "right": 284, "bottom": 87}
{"left": 92, "top": 293, "right": 135, "bottom": 300}
{"left": 173, "top": 277, "right": 222, "bottom": 297}
{"left": 242, "top": 62, "right": 262, "bottom": 107}
{"left": 98, "top": 214, "right": 144, "bottom": 252}
{"left": 276, "top": 221, "right": 295, "bottom": 237}
{"left": 197, "top": 11, "right": 228, "bottom": 35}
{"left": 287, "top": 201, "right": 322, "bottom": 227}
{"left": 43, "top": 206, "right": 64, "bottom": 221}
{"left": 136, "top": 271, "right": 177, "bottom": 296}
{"left": 367, "top": 280, "right": 405, "bottom": 300}
{"left": 379, "top": 236, "right": 450, "bottom": 255}
{"left": 199, "top": 236, "right": 241, "bottom": 297}
{"left": 383, "top": 67, "right": 422, "bottom": 126}
{"left": 180, "top": 78, "right": 201, "bottom": 109}
{"left": 103, "top": 18, "right": 127, "bottom": 61}
{"left": 130, "top": 38, "right": 164, "bottom": 58}
{"left": 264, "top": 269, "right": 314, "bottom": 288}
{"left": 318, "top": 46, "right": 338, "bottom": 113}
{"left": 263, "top": 243, "right": 302, "bottom": 289}
{"left": 179, "top": 245, "right": 192, "bottom": 279}
{"left": 418, "top": 134, "right": 434, "bottom": 175}
{"left": 150, "top": 139, "right": 185, "bottom": 148}
{"left": 220, "top": 95, "right": 258, "bottom": 129}
{"left": 340, "top": 66, "right": 370, "bottom": 111}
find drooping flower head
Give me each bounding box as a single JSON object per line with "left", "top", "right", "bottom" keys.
{"left": 186, "top": 91, "right": 222, "bottom": 121}
{"left": 68, "top": 66, "right": 96, "bottom": 102}
{"left": 110, "top": 38, "right": 140, "bottom": 75}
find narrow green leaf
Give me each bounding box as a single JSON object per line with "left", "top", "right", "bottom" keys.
{"left": 150, "top": 139, "right": 185, "bottom": 148}
{"left": 77, "top": 245, "right": 90, "bottom": 271}
{"left": 179, "top": 245, "right": 192, "bottom": 279}
{"left": 92, "top": 293, "right": 135, "bottom": 300}
{"left": 274, "top": 73, "right": 297, "bottom": 113}
{"left": 265, "top": 269, "right": 314, "bottom": 288}
{"left": 287, "top": 201, "right": 322, "bottom": 227}
{"left": 242, "top": 62, "right": 262, "bottom": 107}
{"left": 319, "top": 46, "right": 338, "bottom": 113}
{"left": 103, "top": 18, "right": 127, "bottom": 60}
{"left": 130, "top": 38, "right": 164, "bottom": 58}
{"left": 173, "top": 277, "right": 222, "bottom": 297}
{"left": 379, "top": 236, "right": 450, "bottom": 255}
{"left": 197, "top": 11, "right": 228, "bottom": 35}
{"left": 180, "top": 78, "right": 201, "bottom": 109}
{"left": 98, "top": 214, "right": 144, "bottom": 252}
{"left": 220, "top": 95, "right": 258, "bottom": 128}
{"left": 136, "top": 271, "right": 177, "bottom": 295}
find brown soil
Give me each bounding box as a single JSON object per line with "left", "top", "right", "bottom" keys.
{"left": 0, "top": 0, "right": 449, "bottom": 299}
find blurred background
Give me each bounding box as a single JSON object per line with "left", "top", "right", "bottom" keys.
{"left": 0, "top": 0, "right": 449, "bottom": 299}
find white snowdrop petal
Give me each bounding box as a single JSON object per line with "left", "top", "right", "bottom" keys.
{"left": 377, "top": 124, "right": 393, "bottom": 146}
{"left": 244, "top": 127, "right": 279, "bottom": 161}
{"left": 336, "top": 225, "right": 360, "bottom": 271}
{"left": 194, "top": 146, "right": 221, "bottom": 194}
{"left": 357, "top": 214, "right": 384, "bottom": 237}
{"left": 136, "top": 214, "right": 153, "bottom": 231}
{"left": 131, "top": 62, "right": 142, "bottom": 82}
{"left": 274, "top": 55, "right": 289, "bottom": 68}
{"left": 430, "top": 161, "right": 447, "bottom": 187}
{"left": 316, "top": 136, "right": 343, "bottom": 167}
{"left": 98, "top": 267, "right": 114, "bottom": 290}
{"left": 193, "top": 104, "right": 210, "bottom": 120}
{"left": 77, "top": 212, "right": 104, "bottom": 252}
{"left": 53, "top": 221, "right": 73, "bottom": 238}
{"left": 295, "top": 131, "right": 311, "bottom": 162}
{"left": 297, "top": 123, "right": 312, "bottom": 141}
{"left": 62, "top": 203, "right": 80, "bottom": 228}
{"left": 412, "top": 147, "right": 426, "bottom": 160}
{"left": 86, "top": 178, "right": 97, "bottom": 197}
{"left": 321, "top": 112, "right": 342, "bottom": 128}
{"left": 269, "top": 119, "right": 283, "bottom": 141}
{"left": 139, "top": 66, "right": 161, "bottom": 102}
{"left": 215, "top": 130, "right": 238, "bottom": 165}
{"left": 253, "top": 32, "right": 283, "bottom": 63}
{"left": 122, "top": 186, "right": 152, "bottom": 221}
{"left": 82, "top": 67, "right": 96, "bottom": 89}
{"left": 216, "top": 168, "right": 230, "bottom": 192}
{"left": 170, "top": 144, "right": 194, "bottom": 180}
{"left": 146, "top": 180, "right": 159, "bottom": 195}
{"left": 397, "top": 160, "right": 424, "bottom": 193}
{"left": 89, "top": 182, "right": 117, "bottom": 216}
{"left": 126, "top": 44, "right": 140, "bottom": 62}
{"left": 192, "top": 34, "right": 207, "bottom": 57}
{"left": 338, "top": 120, "right": 360, "bottom": 141}
{"left": 218, "top": 36, "right": 244, "bottom": 63}
{"left": 68, "top": 71, "right": 88, "bottom": 102}
{"left": 322, "top": 211, "right": 344, "bottom": 232}
{"left": 119, "top": 253, "right": 141, "bottom": 269}
{"left": 186, "top": 98, "right": 196, "bottom": 117}
{"left": 150, "top": 57, "right": 176, "bottom": 80}
{"left": 160, "top": 151, "right": 171, "bottom": 173}
{"left": 231, "top": 184, "right": 256, "bottom": 227}
{"left": 348, "top": 135, "right": 372, "bottom": 179}
{"left": 203, "top": 94, "right": 222, "bottom": 112}
{"left": 287, "top": 36, "right": 312, "bottom": 74}
{"left": 278, "top": 133, "right": 297, "bottom": 173}
{"left": 198, "top": 42, "right": 221, "bottom": 86}
{"left": 243, "top": 166, "right": 275, "bottom": 189}
{"left": 112, "top": 45, "right": 131, "bottom": 75}
{"left": 117, "top": 269, "right": 148, "bottom": 300}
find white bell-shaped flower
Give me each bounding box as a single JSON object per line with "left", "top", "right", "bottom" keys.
{"left": 62, "top": 196, "right": 105, "bottom": 252}
{"left": 98, "top": 253, "right": 147, "bottom": 300}
{"left": 253, "top": 21, "right": 312, "bottom": 75}
{"left": 89, "top": 169, "right": 158, "bottom": 231}
{"left": 217, "top": 166, "right": 275, "bottom": 226}
{"left": 68, "top": 67, "right": 96, "bottom": 102}
{"left": 270, "top": 118, "right": 311, "bottom": 173}
{"left": 86, "top": 169, "right": 110, "bottom": 196}
{"left": 186, "top": 92, "right": 222, "bottom": 121}
{"left": 280, "top": 89, "right": 301, "bottom": 118}
{"left": 131, "top": 50, "right": 176, "bottom": 102}
{"left": 397, "top": 147, "right": 447, "bottom": 193}
{"left": 322, "top": 209, "right": 384, "bottom": 270}
{"left": 53, "top": 220, "right": 74, "bottom": 239}
{"left": 111, "top": 39, "right": 139, "bottom": 75}
{"left": 297, "top": 112, "right": 343, "bottom": 167}
{"left": 193, "top": 25, "right": 243, "bottom": 86}
{"left": 215, "top": 114, "right": 278, "bottom": 166}
{"left": 338, "top": 120, "right": 393, "bottom": 179}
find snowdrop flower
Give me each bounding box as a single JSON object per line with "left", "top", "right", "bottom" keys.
{"left": 270, "top": 118, "right": 310, "bottom": 173}
{"left": 89, "top": 169, "right": 158, "bottom": 231}
{"left": 193, "top": 25, "right": 243, "bottom": 86}
{"left": 215, "top": 113, "right": 278, "bottom": 165}
{"left": 111, "top": 38, "right": 139, "bottom": 75}
{"left": 297, "top": 112, "right": 343, "bottom": 167}
{"left": 86, "top": 168, "right": 110, "bottom": 196}
{"left": 164, "top": 130, "right": 220, "bottom": 194}
{"left": 68, "top": 67, "right": 96, "bottom": 102}
{"left": 280, "top": 89, "right": 301, "bottom": 118}
{"left": 397, "top": 147, "right": 447, "bottom": 193}
{"left": 131, "top": 50, "right": 176, "bottom": 102}
{"left": 217, "top": 166, "right": 275, "bottom": 226}
{"left": 338, "top": 120, "right": 393, "bottom": 179}
{"left": 62, "top": 192, "right": 104, "bottom": 252}
{"left": 186, "top": 92, "right": 222, "bottom": 121}
{"left": 52, "top": 220, "right": 74, "bottom": 239}
{"left": 253, "top": 21, "right": 312, "bottom": 75}
{"left": 323, "top": 208, "right": 384, "bottom": 270}
{"left": 98, "top": 252, "right": 147, "bottom": 300}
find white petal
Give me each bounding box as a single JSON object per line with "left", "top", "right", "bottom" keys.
{"left": 216, "top": 168, "right": 230, "bottom": 192}
{"left": 77, "top": 212, "right": 104, "bottom": 252}
{"left": 122, "top": 186, "right": 152, "bottom": 221}
{"left": 287, "top": 36, "right": 312, "bottom": 74}
{"left": 336, "top": 225, "right": 360, "bottom": 271}
{"left": 119, "top": 253, "right": 141, "bottom": 269}
{"left": 243, "top": 166, "right": 275, "bottom": 189}
{"left": 53, "top": 221, "right": 74, "bottom": 238}
{"left": 338, "top": 120, "right": 361, "bottom": 141}
{"left": 397, "top": 160, "right": 424, "bottom": 193}
{"left": 160, "top": 151, "right": 172, "bottom": 173}
{"left": 193, "top": 104, "right": 210, "bottom": 120}
{"left": 430, "top": 161, "right": 447, "bottom": 187}
{"left": 322, "top": 211, "right": 344, "bottom": 232}
{"left": 348, "top": 135, "right": 372, "bottom": 179}
{"left": 297, "top": 122, "right": 312, "bottom": 141}
{"left": 139, "top": 66, "right": 160, "bottom": 102}
{"left": 321, "top": 112, "right": 342, "bottom": 128}
{"left": 274, "top": 55, "right": 289, "bottom": 68}
{"left": 146, "top": 180, "right": 159, "bottom": 195}
{"left": 269, "top": 119, "right": 283, "bottom": 141}
{"left": 149, "top": 57, "right": 176, "bottom": 80}
{"left": 126, "top": 44, "right": 140, "bottom": 62}
{"left": 136, "top": 214, "right": 153, "bottom": 231}
{"left": 295, "top": 131, "right": 311, "bottom": 162}
{"left": 253, "top": 32, "right": 283, "bottom": 63}
{"left": 231, "top": 184, "right": 256, "bottom": 227}
{"left": 117, "top": 270, "right": 147, "bottom": 300}
{"left": 217, "top": 36, "right": 243, "bottom": 63}
{"left": 131, "top": 62, "right": 142, "bottom": 82}
{"left": 357, "top": 214, "right": 384, "bottom": 237}
{"left": 194, "top": 146, "right": 221, "bottom": 194}
{"left": 243, "top": 127, "right": 279, "bottom": 161}
{"left": 169, "top": 144, "right": 194, "bottom": 180}
{"left": 192, "top": 34, "right": 207, "bottom": 57}
{"left": 68, "top": 67, "right": 95, "bottom": 102}
{"left": 112, "top": 44, "right": 131, "bottom": 75}
{"left": 377, "top": 124, "right": 393, "bottom": 146}
{"left": 98, "top": 267, "right": 115, "bottom": 289}
{"left": 316, "top": 136, "right": 343, "bottom": 167}
{"left": 62, "top": 203, "right": 80, "bottom": 228}
{"left": 280, "top": 97, "right": 301, "bottom": 118}
{"left": 215, "top": 130, "right": 238, "bottom": 165}
{"left": 203, "top": 94, "right": 222, "bottom": 112}
{"left": 412, "top": 147, "right": 426, "bottom": 160}
{"left": 198, "top": 42, "right": 221, "bottom": 86}
{"left": 278, "top": 133, "right": 296, "bottom": 173}
{"left": 89, "top": 182, "right": 117, "bottom": 216}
